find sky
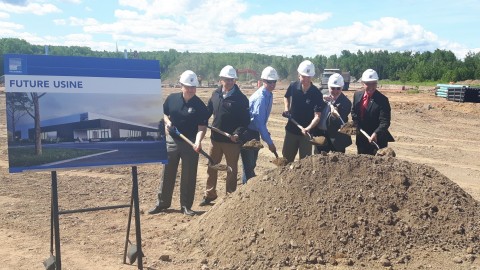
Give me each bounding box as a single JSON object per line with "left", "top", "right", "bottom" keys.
{"left": 1, "top": 0, "right": 479, "bottom": 59}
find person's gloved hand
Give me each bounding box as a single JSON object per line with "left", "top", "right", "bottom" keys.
{"left": 165, "top": 123, "right": 176, "bottom": 135}
{"left": 281, "top": 111, "right": 291, "bottom": 118}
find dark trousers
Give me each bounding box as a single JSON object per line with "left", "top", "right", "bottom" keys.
{"left": 356, "top": 133, "right": 383, "bottom": 155}
{"left": 156, "top": 136, "right": 199, "bottom": 209}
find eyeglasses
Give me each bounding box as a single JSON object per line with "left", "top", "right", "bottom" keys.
{"left": 264, "top": 80, "right": 277, "bottom": 84}
{"left": 331, "top": 87, "right": 341, "bottom": 90}
{"left": 221, "top": 78, "right": 234, "bottom": 82}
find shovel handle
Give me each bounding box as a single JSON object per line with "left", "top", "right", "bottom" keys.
{"left": 175, "top": 128, "right": 215, "bottom": 163}
{"left": 288, "top": 117, "right": 304, "bottom": 131}
{"left": 360, "top": 129, "right": 380, "bottom": 150}
{"left": 207, "top": 125, "right": 232, "bottom": 138}
{"left": 288, "top": 117, "right": 313, "bottom": 138}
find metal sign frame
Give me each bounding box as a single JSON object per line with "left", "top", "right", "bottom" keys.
{"left": 47, "top": 166, "right": 144, "bottom": 269}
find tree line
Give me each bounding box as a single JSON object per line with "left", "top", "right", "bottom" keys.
{"left": 1, "top": 38, "right": 480, "bottom": 83}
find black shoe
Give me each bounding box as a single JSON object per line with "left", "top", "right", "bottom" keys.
{"left": 181, "top": 206, "right": 195, "bottom": 216}
{"left": 199, "top": 197, "right": 215, "bottom": 206}
{"left": 148, "top": 206, "right": 167, "bottom": 215}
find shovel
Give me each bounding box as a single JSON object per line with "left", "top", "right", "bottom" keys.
{"left": 271, "top": 150, "right": 289, "bottom": 166}
{"left": 359, "top": 129, "right": 396, "bottom": 157}
{"left": 286, "top": 116, "right": 326, "bottom": 146}
{"left": 207, "top": 125, "right": 263, "bottom": 150}
{"left": 43, "top": 255, "right": 55, "bottom": 270}
{"left": 207, "top": 125, "right": 234, "bottom": 139}
{"left": 173, "top": 127, "right": 232, "bottom": 171}
{"left": 126, "top": 240, "right": 144, "bottom": 264}
{"left": 328, "top": 103, "right": 356, "bottom": 136}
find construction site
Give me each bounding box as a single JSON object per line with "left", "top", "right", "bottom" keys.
{"left": 0, "top": 81, "right": 479, "bottom": 270}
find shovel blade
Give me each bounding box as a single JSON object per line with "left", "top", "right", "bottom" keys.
{"left": 208, "top": 163, "right": 232, "bottom": 172}
{"left": 43, "top": 255, "right": 56, "bottom": 270}
{"left": 127, "top": 244, "right": 145, "bottom": 265}
{"left": 376, "top": 147, "right": 396, "bottom": 157}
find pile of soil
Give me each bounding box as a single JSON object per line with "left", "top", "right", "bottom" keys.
{"left": 376, "top": 147, "right": 396, "bottom": 157}
{"left": 339, "top": 121, "right": 357, "bottom": 135}
{"left": 176, "top": 153, "right": 479, "bottom": 269}
{"left": 242, "top": 139, "right": 264, "bottom": 149}
{"left": 309, "top": 135, "right": 326, "bottom": 146}
{"left": 271, "top": 156, "right": 289, "bottom": 167}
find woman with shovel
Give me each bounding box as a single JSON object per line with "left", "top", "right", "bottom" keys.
{"left": 351, "top": 69, "right": 394, "bottom": 155}
{"left": 148, "top": 70, "right": 209, "bottom": 216}
{"left": 240, "top": 66, "right": 279, "bottom": 184}
{"left": 314, "top": 73, "right": 352, "bottom": 153}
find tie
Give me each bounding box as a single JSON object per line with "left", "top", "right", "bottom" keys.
{"left": 360, "top": 92, "right": 369, "bottom": 119}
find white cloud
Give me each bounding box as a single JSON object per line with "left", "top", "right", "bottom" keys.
{"left": 118, "top": 0, "right": 195, "bottom": 17}
{"left": 53, "top": 19, "right": 66, "bottom": 25}
{"left": 60, "top": 0, "right": 82, "bottom": 4}
{"left": 0, "top": 2, "right": 61, "bottom": 15}
{"left": 68, "top": 16, "right": 98, "bottom": 26}
{"left": 0, "top": 21, "right": 23, "bottom": 31}
{"left": 0, "top": 11, "right": 10, "bottom": 19}
{"left": 114, "top": 9, "right": 139, "bottom": 20}
{"left": 1, "top": 0, "right": 476, "bottom": 59}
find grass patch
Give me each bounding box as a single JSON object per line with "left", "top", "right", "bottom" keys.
{"left": 406, "top": 89, "right": 420, "bottom": 94}
{"left": 8, "top": 147, "right": 106, "bottom": 167}
{"left": 380, "top": 80, "right": 440, "bottom": 87}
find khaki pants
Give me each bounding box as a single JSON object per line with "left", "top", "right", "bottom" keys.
{"left": 204, "top": 141, "right": 241, "bottom": 199}
{"left": 282, "top": 130, "right": 312, "bottom": 163}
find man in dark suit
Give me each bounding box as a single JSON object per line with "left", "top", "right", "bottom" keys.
{"left": 351, "top": 69, "right": 394, "bottom": 155}
{"left": 315, "top": 73, "right": 352, "bottom": 153}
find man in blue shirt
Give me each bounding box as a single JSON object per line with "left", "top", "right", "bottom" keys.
{"left": 240, "top": 66, "right": 279, "bottom": 184}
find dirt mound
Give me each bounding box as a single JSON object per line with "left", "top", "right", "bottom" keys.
{"left": 242, "top": 139, "right": 264, "bottom": 149}
{"left": 178, "top": 153, "right": 479, "bottom": 269}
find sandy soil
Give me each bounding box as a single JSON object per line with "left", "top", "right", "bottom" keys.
{"left": 0, "top": 82, "right": 479, "bottom": 270}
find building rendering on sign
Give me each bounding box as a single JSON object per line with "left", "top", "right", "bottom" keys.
{"left": 27, "top": 112, "right": 159, "bottom": 142}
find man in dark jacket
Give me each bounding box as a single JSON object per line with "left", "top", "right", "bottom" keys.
{"left": 351, "top": 69, "right": 394, "bottom": 155}
{"left": 200, "top": 65, "right": 250, "bottom": 206}
{"left": 315, "top": 73, "right": 352, "bottom": 153}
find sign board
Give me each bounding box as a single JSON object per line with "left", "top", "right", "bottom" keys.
{"left": 4, "top": 54, "right": 167, "bottom": 173}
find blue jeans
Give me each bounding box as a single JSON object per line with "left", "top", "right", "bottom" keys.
{"left": 240, "top": 148, "right": 259, "bottom": 184}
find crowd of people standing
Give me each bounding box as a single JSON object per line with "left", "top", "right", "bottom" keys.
{"left": 149, "top": 62, "right": 394, "bottom": 216}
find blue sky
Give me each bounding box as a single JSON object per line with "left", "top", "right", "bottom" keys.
{"left": 1, "top": 0, "right": 479, "bottom": 58}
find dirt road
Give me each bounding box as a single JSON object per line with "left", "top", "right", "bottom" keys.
{"left": 0, "top": 82, "right": 479, "bottom": 269}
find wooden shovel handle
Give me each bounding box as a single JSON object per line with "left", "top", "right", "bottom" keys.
{"left": 207, "top": 125, "right": 232, "bottom": 138}
{"left": 176, "top": 129, "right": 215, "bottom": 163}
{"left": 289, "top": 117, "right": 313, "bottom": 139}
{"left": 288, "top": 117, "right": 304, "bottom": 131}
{"left": 360, "top": 129, "right": 380, "bottom": 150}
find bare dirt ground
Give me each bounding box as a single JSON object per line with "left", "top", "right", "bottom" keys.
{"left": 0, "top": 81, "right": 479, "bottom": 270}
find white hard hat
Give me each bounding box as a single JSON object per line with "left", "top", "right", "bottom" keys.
{"left": 219, "top": 65, "right": 238, "bottom": 79}
{"left": 179, "top": 70, "right": 199, "bottom": 87}
{"left": 261, "top": 66, "right": 279, "bottom": 80}
{"left": 361, "top": 69, "right": 379, "bottom": 82}
{"left": 297, "top": 60, "right": 315, "bottom": 77}
{"left": 328, "top": 73, "right": 344, "bottom": 88}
